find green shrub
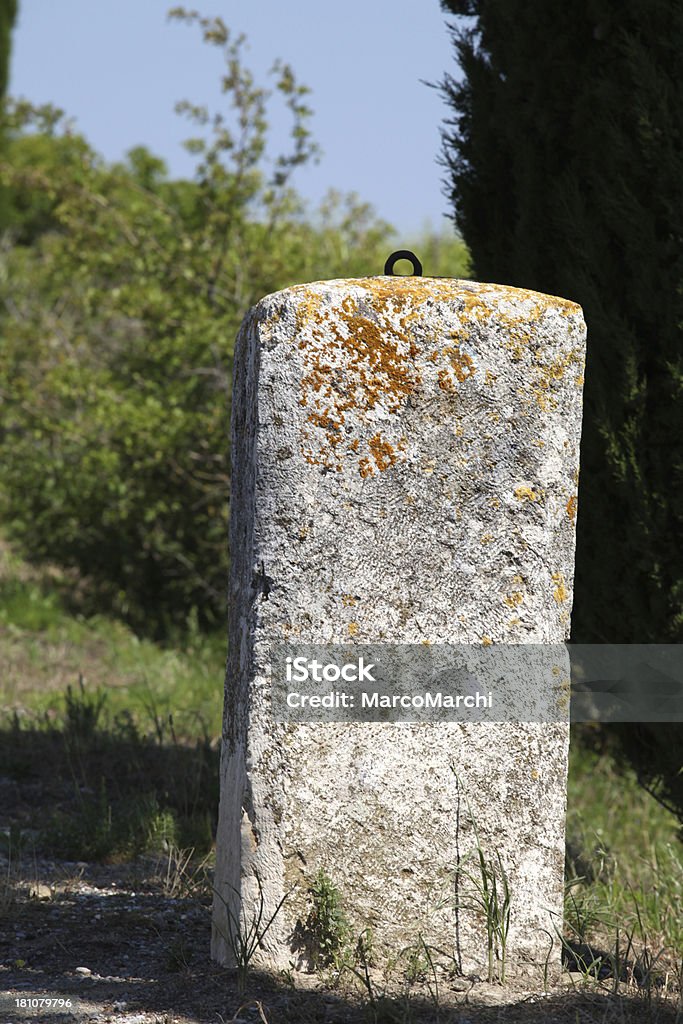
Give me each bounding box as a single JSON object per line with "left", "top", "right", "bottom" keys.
{"left": 0, "top": 12, "right": 395, "bottom": 636}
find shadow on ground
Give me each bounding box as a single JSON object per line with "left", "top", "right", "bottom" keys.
{"left": 1, "top": 863, "right": 680, "bottom": 1024}
{"left": 0, "top": 723, "right": 680, "bottom": 1023}
{"left": 0, "top": 713, "right": 220, "bottom": 862}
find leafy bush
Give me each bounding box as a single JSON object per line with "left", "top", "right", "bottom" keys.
{"left": 0, "top": 12, "right": 398, "bottom": 635}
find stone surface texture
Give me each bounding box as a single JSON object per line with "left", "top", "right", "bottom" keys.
{"left": 212, "top": 276, "right": 586, "bottom": 979}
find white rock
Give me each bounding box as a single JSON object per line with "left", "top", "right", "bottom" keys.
{"left": 212, "top": 276, "right": 586, "bottom": 979}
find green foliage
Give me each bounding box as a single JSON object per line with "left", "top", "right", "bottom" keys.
{"left": 0, "top": 536, "right": 225, "bottom": 738}
{"left": 566, "top": 735, "right": 682, "bottom": 961}
{"left": 1, "top": 680, "right": 220, "bottom": 861}
{"left": 0, "top": 13, "right": 395, "bottom": 636}
{"left": 303, "top": 868, "right": 352, "bottom": 970}
{"left": 440, "top": 0, "right": 683, "bottom": 821}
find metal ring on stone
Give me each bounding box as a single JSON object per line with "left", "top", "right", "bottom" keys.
{"left": 384, "top": 250, "right": 423, "bottom": 276}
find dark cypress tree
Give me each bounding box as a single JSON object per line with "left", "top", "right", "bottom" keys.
{"left": 0, "top": 0, "right": 17, "bottom": 98}
{"left": 440, "top": 0, "right": 683, "bottom": 821}
{"left": 0, "top": 0, "right": 17, "bottom": 229}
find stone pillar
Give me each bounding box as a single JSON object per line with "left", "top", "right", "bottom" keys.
{"left": 212, "top": 275, "right": 586, "bottom": 980}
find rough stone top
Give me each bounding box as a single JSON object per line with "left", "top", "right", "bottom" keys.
{"left": 252, "top": 274, "right": 585, "bottom": 477}
{"left": 281, "top": 275, "right": 583, "bottom": 321}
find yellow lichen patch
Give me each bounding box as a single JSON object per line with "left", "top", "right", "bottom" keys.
{"left": 294, "top": 290, "right": 325, "bottom": 332}
{"left": 297, "top": 286, "right": 422, "bottom": 472}
{"left": 342, "top": 594, "right": 358, "bottom": 607}
{"left": 514, "top": 485, "right": 544, "bottom": 503}
{"left": 446, "top": 342, "right": 477, "bottom": 381}
{"left": 552, "top": 572, "right": 569, "bottom": 604}
{"left": 438, "top": 343, "right": 477, "bottom": 393}
{"left": 531, "top": 347, "right": 585, "bottom": 409}
{"left": 291, "top": 277, "right": 582, "bottom": 472}
{"left": 368, "top": 432, "right": 403, "bottom": 473}
{"left": 481, "top": 533, "right": 493, "bottom": 545}
{"left": 504, "top": 591, "right": 524, "bottom": 608}
{"left": 566, "top": 495, "right": 577, "bottom": 523}
{"left": 481, "top": 636, "right": 493, "bottom": 647}
{"left": 437, "top": 369, "right": 456, "bottom": 393}
{"left": 347, "top": 622, "right": 359, "bottom": 637}
{"left": 530, "top": 769, "right": 539, "bottom": 780}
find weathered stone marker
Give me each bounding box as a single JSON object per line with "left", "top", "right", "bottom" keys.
{"left": 212, "top": 269, "right": 586, "bottom": 980}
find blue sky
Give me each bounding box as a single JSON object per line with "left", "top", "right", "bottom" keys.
{"left": 10, "top": 1, "right": 461, "bottom": 237}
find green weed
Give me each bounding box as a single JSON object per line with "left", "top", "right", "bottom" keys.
{"left": 451, "top": 768, "right": 511, "bottom": 983}
{"left": 0, "top": 681, "right": 219, "bottom": 862}
{"left": 303, "top": 868, "right": 353, "bottom": 970}
{"left": 213, "top": 874, "right": 292, "bottom": 996}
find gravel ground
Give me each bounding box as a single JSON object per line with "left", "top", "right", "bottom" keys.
{"left": 1, "top": 858, "right": 681, "bottom": 1024}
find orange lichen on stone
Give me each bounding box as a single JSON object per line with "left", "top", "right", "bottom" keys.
{"left": 552, "top": 572, "right": 569, "bottom": 604}
{"left": 290, "top": 277, "right": 583, "bottom": 473}
{"left": 531, "top": 347, "right": 585, "bottom": 409}
{"left": 504, "top": 592, "right": 524, "bottom": 608}
{"left": 514, "top": 485, "right": 543, "bottom": 502}
{"left": 566, "top": 496, "right": 577, "bottom": 523}
{"left": 368, "top": 432, "right": 401, "bottom": 473}
{"left": 443, "top": 342, "right": 477, "bottom": 384}
{"left": 438, "top": 369, "right": 455, "bottom": 393}
{"left": 294, "top": 291, "right": 325, "bottom": 332}
{"left": 296, "top": 284, "right": 423, "bottom": 472}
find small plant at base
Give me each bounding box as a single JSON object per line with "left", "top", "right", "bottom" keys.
{"left": 451, "top": 768, "right": 511, "bottom": 984}
{"left": 398, "top": 935, "right": 441, "bottom": 1015}
{"left": 564, "top": 878, "right": 606, "bottom": 945}
{"left": 213, "top": 874, "right": 292, "bottom": 996}
{"left": 304, "top": 868, "right": 352, "bottom": 970}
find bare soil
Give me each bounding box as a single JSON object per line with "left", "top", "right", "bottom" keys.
{"left": 1, "top": 857, "right": 680, "bottom": 1024}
